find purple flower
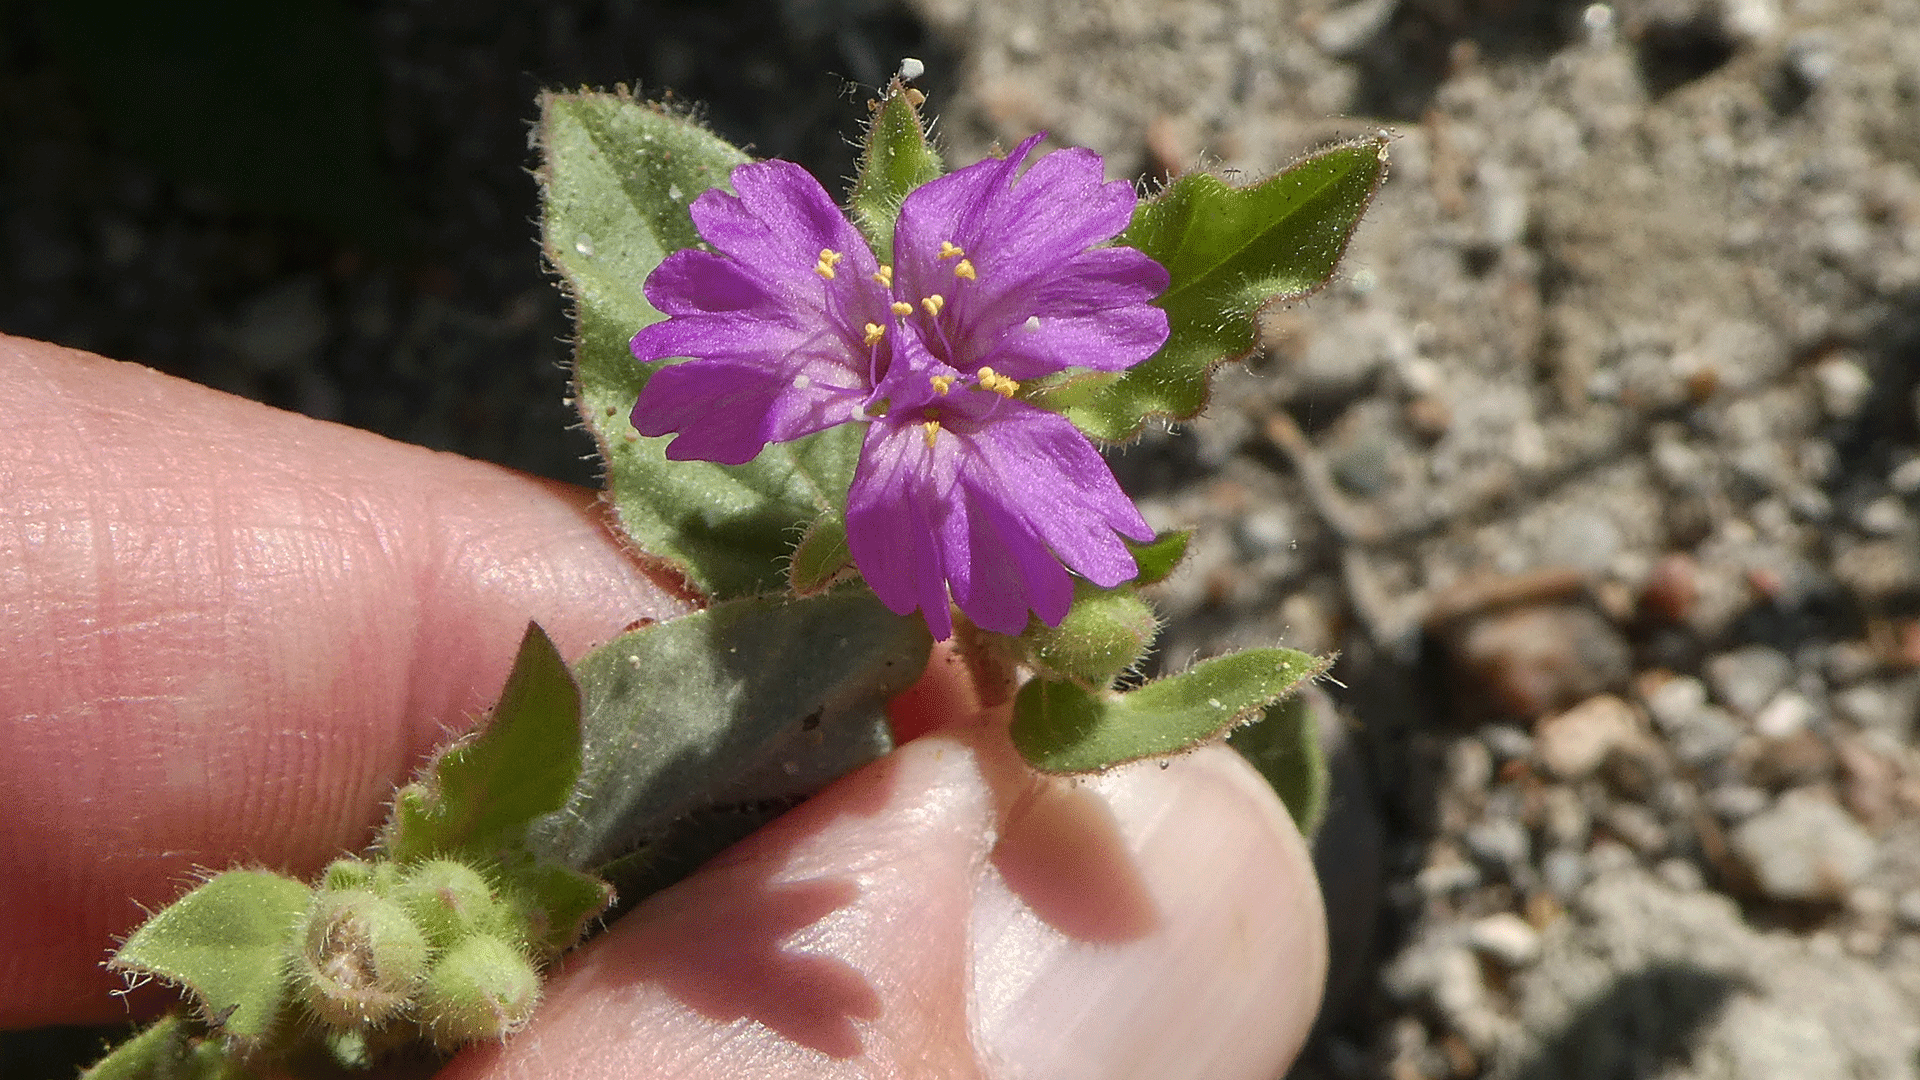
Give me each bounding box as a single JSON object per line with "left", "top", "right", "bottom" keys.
{"left": 630, "top": 134, "right": 1169, "bottom": 639}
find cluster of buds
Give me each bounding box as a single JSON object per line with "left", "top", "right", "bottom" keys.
{"left": 290, "top": 857, "right": 542, "bottom": 1050}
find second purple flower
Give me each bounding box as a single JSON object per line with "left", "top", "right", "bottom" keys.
{"left": 629, "top": 134, "right": 1170, "bottom": 639}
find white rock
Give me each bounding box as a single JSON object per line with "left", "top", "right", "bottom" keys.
{"left": 1731, "top": 790, "right": 1876, "bottom": 902}
{"left": 1534, "top": 694, "right": 1642, "bottom": 780}
{"left": 1469, "top": 913, "right": 1543, "bottom": 968}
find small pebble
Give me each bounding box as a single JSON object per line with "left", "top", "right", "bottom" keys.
{"left": 1481, "top": 724, "right": 1535, "bottom": 763}
{"left": 1707, "top": 783, "right": 1772, "bottom": 821}
{"left": 1540, "top": 784, "right": 1593, "bottom": 847}
{"left": 1447, "top": 738, "right": 1495, "bottom": 797}
{"left": 1895, "top": 889, "right": 1920, "bottom": 930}
{"left": 1445, "top": 604, "right": 1632, "bottom": 720}
{"left": 1467, "top": 912, "right": 1542, "bottom": 967}
{"left": 1856, "top": 495, "right": 1908, "bottom": 536}
{"left": 1753, "top": 690, "right": 1816, "bottom": 737}
{"left": 1534, "top": 694, "right": 1644, "bottom": 780}
{"left": 1746, "top": 729, "right": 1835, "bottom": 790}
{"left": 1832, "top": 680, "right": 1919, "bottom": 735}
{"left": 1730, "top": 790, "right": 1876, "bottom": 903}
{"left": 1705, "top": 644, "right": 1793, "bottom": 718}
{"left": 1542, "top": 847, "right": 1589, "bottom": 896}
{"left": 1887, "top": 455, "right": 1920, "bottom": 495}
{"left": 1603, "top": 802, "right": 1669, "bottom": 855}
{"left": 1657, "top": 857, "right": 1706, "bottom": 891}
{"left": 1465, "top": 817, "right": 1532, "bottom": 875}
{"left": 1812, "top": 353, "right": 1873, "bottom": 419}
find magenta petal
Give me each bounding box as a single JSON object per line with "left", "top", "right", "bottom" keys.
{"left": 957, "top": 400, "right": 1152, "bottom": 585}
{"left": 970, "top": 249, "right": 1170, "bottom": 380}
{"left": 943, "top": 476, "right": 1075, "bottom": 634}
{"left": 631, "top": 359, "right": 864, "bottom": 464}
{"left": 847, "top": 421, "right": 955, "bottom": 638}
{"left": 690, "top": 161, "right": 878, "bottom": 290}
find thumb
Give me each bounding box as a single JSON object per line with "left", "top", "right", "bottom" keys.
{"left": 446, "top": 727, "right": 1327, "bottom": 1080}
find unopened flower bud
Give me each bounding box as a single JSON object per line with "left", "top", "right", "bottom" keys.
{"left": 418, "top": 934, "right": 540, "bottom": 1048}
{"left": 293, "top": 889, "right": 431, "bottom": 1030}
{"left": 1022, "top": 586, "right": 1161, "bottom": 688}
{"left": 394, "top": 858, "right": 512, "bottom": 951}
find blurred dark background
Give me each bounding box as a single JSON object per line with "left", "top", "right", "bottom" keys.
{"left": 0, "top": 0, "right": 952, "bottom": 486}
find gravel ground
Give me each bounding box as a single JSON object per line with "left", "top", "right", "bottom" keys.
{"left": 7, "top": 0, "right": 1920, "bottom": 1078}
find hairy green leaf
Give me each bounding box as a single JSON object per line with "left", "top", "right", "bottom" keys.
{"left": 109, "top": 871, "right": 313, "bottom": 1043}
{"left": 539, "top": 90, "right": 860, "bottom": 599}
{"left": 80, "top": 1014, "right": 248, "bottom": 1080}
{"left": 532, "top": 592, "right": 929, "bottom": 874}
{"left": 1054, "top": 138, "right": 1388, "bottom": 442}
{"left": 382, "top": 623, "right": 582, "bottom": 864}
{"left": 848, "top": 77, "right": 945, "bottom": 254}
{"left": 1011, "top": 648, "right": 1329, "bottom": 773}
{"left": 1227, "top": 691, "right": 1331, "bottom": 835}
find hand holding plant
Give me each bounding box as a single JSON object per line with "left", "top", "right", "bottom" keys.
{"left": 8, "top": 68, "right": 1384, "bottom": 1078}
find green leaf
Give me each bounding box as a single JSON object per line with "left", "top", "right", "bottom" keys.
{"left": 539, "top": 89, "right": 862, "bottom": 600}
{"left": 109, "top": 871, "right": 313, "bottom": 1043}
{"left": 1019, "top": 583, "right": 1160, "bottom": 689}
{"left": 1127, "top": 529, "right": 1191, "bottom": 586}
{"left": 1055, "top": 138, "right": 1388, "bottom": 442}
{"left": 1227, "top": 691, "right": 1330, "bottom": 836}
{"left": 788, "top": 515, "right": 855, "bottom": 595}
{"left": 81, "top": 1014, "right": 250, "bottom": 1080}
{"left": 1010, "top": 648, "right": 1330, "bottom": 773}
{"left": 847, "top": 77, "right": 945, "bottom": 254}
{"left": 506, "top": 862, "right": 616, "bottom": 957}
{"left": 531, "top": 591, "right": 930, "bottom": 873}
{"left": 382, "top": 623, "right": 582, "bottom": 864}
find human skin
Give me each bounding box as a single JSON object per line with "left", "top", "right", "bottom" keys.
{"left": 0, "top": 334, "right": 1326, "bottom": 1079}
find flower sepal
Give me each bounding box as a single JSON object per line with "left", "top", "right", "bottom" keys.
{"left": 848, "top": 67, "right": 946, "bottom": 256}
{"left": 788, "top": 514, "right": 856, "bottom": 596}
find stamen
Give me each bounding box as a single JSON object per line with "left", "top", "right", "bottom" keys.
{"left": 1023, "top": 315, "right": 1042, "bottom": 332}
{"left": 929, "top": 374, "right": 954, "bottom": 395}
{"left": 922, "top": 420, "right": 941, "bottom": 448}
{"left": 872, "top": 264, "right": 894, "bottom": 287}
{"left": 976, "top": 366, "right": 1020, "bottom": 397}
{"left": 863, "top": 322, "right": 886, "bottom": 346}
{"left": 891, "top": 300, "right": 914, "bottom": 317}
{"left": 921, "top": 294, "right": 945, "bottom": 316}
{"left": 813, "top": 247, "right": 843, "bottom": 279}
{"left": 938, "top": 241, "right": 965, "bottom": 260}
{"left": 953, "top": 258, "right": 976, "bottom": 281}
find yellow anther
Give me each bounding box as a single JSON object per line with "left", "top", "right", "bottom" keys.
{"left": 890, "top": 300, "right": 914, "bottom": 317}
{"left": 938, "top": 241, "right": 965, "bottom": 260}
{"left": 922, "top": 420, "right": 942, "bottom": 448}
{"left": 976, "top": 366, "right": 1020, "bottom": 397}
{"left": 953, "top": 258, "right": 976, "bottom": 281}
{"left": 929, "top": 374, "right": 955, "bottom": 395}
{"left": 920, "top": 294, "right": 945, "bottom": 317}
{"left": 872, "top": 264, "right": 894, "bottom": 287}
{"left": 813, "top": 247, "right": 843, "bottom": 279}
{"left": 863, "top": 322, "right": 886, "bottom": 346}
